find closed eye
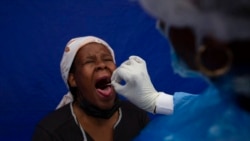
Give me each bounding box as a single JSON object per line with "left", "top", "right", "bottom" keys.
{"left": 104, "top": 58, "right": 113, "bottom": 62}
{"left": 102, "top": 56, "right": 113, "bottom": 62}
{"left": 83, "top": 59, "right": 95, "bottom": 65}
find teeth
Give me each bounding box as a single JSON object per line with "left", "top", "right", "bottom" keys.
{"left": 107, "top": 83, "right": 111, "bottom": 86}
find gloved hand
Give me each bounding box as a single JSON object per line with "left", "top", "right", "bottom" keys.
{"left": 111, "top": 55, "right": 173, "bottom": 114}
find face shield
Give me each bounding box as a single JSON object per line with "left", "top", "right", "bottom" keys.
{"left": 139, "top": 0, "right": 250, "bottom": 78}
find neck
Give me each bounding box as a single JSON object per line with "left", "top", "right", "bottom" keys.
{"left": 73, "top": 103, "right": 119, "bottom": 125}
{"left": 75, "top": 95, "right": 121, "bottom": 119}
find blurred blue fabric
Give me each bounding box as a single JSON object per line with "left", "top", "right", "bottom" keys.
{"left": 135, "top": 86, "right": 250, "bottom": 141}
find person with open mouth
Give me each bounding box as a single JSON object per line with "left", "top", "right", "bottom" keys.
{"left": 32, "top": 36, "right": 150, "bottom": 141}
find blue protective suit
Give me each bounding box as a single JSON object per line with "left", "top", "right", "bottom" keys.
{"left": 135, "top": 86, "right": 250, "bottom": 141}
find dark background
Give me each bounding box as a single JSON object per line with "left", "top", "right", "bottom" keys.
{"left": 0, "top": 0, "right": 208, "bottom": 140}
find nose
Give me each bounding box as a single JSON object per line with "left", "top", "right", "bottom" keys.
{"left": 95, "top": 60, "right": 107, "bottom": 70}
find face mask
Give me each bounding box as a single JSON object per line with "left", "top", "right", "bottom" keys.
{"left": 156, "top": 22, "right": 202, "bottom": 78}
{"left": 170, "top": 47, "right": 202, "bottom": 78}
{"left": 78, "top": 96, "right": 121, "bottom": 119}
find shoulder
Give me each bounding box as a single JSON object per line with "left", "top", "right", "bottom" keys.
{"left": 114, "top": 100, "right": 150, "bottom": 140}
{"left": 32, "top": 104, "right": 83, "bottom": 140}
{"left": 36, "top": 104, "right": 74, "bottom": 131}
{"left": 120, "top": 100, "right": 150, "bottom": 121}
{"left": 120, "top": 100, "right": 144, "bottom": 113}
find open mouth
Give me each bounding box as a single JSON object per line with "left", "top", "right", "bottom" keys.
{"left": 95, "top": 77, "right": 111, "bottom": 89}
{"left": 95, "top": 77, "right": 112, "bottom": 97}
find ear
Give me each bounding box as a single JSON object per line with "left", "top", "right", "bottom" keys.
{"left": 68, "top": 73, "right": 77, "bottom": 87}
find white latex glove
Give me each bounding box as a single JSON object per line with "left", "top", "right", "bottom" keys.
{"left": 111, "top": 56, "right": 173, "bottom": 114}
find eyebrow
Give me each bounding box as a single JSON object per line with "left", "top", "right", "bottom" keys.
{"left": 84, "top": 55, "right": 96, "bottom": 59}
{"left": 102, "top": 53, "right": 113, "bottom": 58}
{"left": 82, "top": 53, "right": 112, "bottom": 60}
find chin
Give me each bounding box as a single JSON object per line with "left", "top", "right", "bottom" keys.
{"left": 99, "top": 100, "right": 116, "bottom": 110}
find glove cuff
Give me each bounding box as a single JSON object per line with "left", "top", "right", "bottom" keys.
{"left": 154, "top": 92, "right": 174, "bottom": 115}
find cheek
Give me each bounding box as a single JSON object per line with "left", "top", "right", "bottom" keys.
{"left": 108, "top": 63, "right": 116, "bottom": 71}
{"left": 111, "top": 66, "right": 116, "bottom": 72}
{"left": 75, "top": 68, "right": 92, "bottom": 85}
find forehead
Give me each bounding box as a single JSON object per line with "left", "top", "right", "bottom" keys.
{"left": 76, "top": 42, "right": 112, "bottom": 58}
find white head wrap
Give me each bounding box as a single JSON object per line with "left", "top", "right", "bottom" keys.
{"left": 56, "top": 36, "right": 115, "bottom": 109}
{"left": 139, "top": 0, "right": 250, "bottom": 42}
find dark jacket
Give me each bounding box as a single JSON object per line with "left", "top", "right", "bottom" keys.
{"left": 32, "top": 101, "right": 150, "bottom": 141}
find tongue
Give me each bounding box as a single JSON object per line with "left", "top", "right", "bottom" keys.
{"left": 97, "top": 86, "right": 112, "bottom": 97}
